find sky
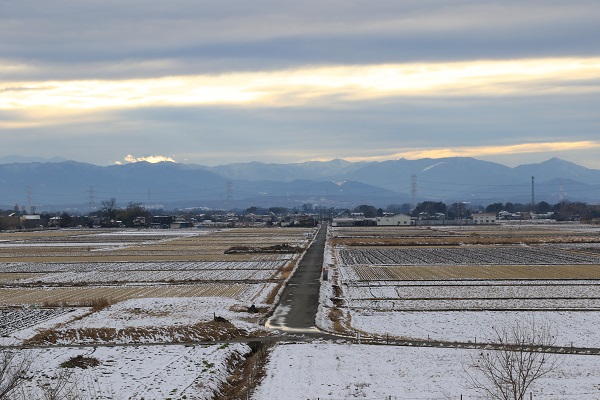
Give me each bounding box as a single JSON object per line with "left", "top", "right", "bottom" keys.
{"left": 2, "top": 0, "right": 600, "bottom": 168}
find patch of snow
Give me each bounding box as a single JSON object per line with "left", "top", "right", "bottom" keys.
{"left": 422, "top": 161, "right": 446, "bottom": 172}
{"left": 349, "top": 310, "right": 600, "bottom": 348}
{"left": 23, "top": 343, "right": 249, "bottom": 399}
{"left": 253, "top": 342, "right": 600, "bottom": 399}
{"left": 66, "top": 297, "right": 264, "bottom": 332}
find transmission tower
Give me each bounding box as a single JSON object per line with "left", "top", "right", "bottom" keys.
{"left": 559, "top": 180, "right": 565, "bottom": 203}
{"left": 411, "top": 174, "right": 418, "bottom": 207}
{"left": 531, "top": 176, "right": 535, "bottom": 207}
{"left": 88, "top": 186, "right": 96, "bottom": 210}
{"left": 226, "top": 180, "right": 233, "bottom": 211}
{"left": 26, "top": 186, "right": 33, "bottom": 214}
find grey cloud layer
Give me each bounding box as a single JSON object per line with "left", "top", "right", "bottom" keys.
{"left": 4, "top": 88, "right": 599, "bottom": 164}
{"left": 2, "top": 0, "right": 600, "bottom": 169}
{"left": 2, "top": 0, "right": 600, "bottom": 79}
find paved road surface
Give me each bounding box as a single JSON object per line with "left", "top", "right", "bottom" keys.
{"left": 266, "top": 223, "right": 327, "bottom": 332}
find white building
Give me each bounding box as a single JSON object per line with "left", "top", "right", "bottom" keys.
{"left": 472, "top": 213, "right": 497, "bottom": 224}
{"left": 376, "top": 214, "right": 413, "bottom": 226}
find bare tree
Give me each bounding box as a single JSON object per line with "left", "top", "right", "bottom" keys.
{"left": 100, "top": 198, "right": 118, "bottom": 220}
{"left": 0, "top": 349, "right": 32, "bottom": 399}
{"left": 464, "top": 317, "right": 562, "bottom": 400}
{"left": 32, "top": 367, "right": 114, "bottom": 400}
{"left": 37, "top": 368, "right": 82, "bottom": 400}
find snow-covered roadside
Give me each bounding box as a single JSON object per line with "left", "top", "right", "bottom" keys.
{"left": 252, "top": 342, "right": 600, "bottom": 399}
{"left": 315, "top": 226, "right": 338, "bottom": 332}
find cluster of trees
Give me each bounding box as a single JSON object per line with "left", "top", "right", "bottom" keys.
{"left": 379, "top": 201, "right": 600, "bottom": 221}
{"left": 2, "top": 199, "right": 600, "bottom": 230}
{"left": 91, "top": 198, "right": 152, "bottom": 227}
{"left": 485, "top": 201, "right": 600, "bottom": 221}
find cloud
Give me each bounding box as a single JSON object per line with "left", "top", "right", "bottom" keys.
{"left": 1, "top": 1, "right": 599, "bottom": 170}
{"left": 2, "top": 0, "right": 599, "bottom": 73}
{"left": 2, "top": 57, "right": 600, "bottom": 111}
{"left": 115, "top": 154, "right": 178, "bottom": 164}
{"left": 345, "top": 141, "right": 600, "bottom": 162}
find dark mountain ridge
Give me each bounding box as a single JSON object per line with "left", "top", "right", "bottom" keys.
{"left": 1, "top": 157, "right": 598, "bottom": 211}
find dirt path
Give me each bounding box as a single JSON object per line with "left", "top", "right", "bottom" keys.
{"left": 266, "top": 223, "right": 327, "bottom": 331}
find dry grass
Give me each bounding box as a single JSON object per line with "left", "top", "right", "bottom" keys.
{"left": 277, "top": 259, "right": 298, "bottom": 280}
{"left": 329, "top": 308, "right": 349, "bottom": 334}
{"left": 24, "top": 320, "right": 248, "bottom": 345}
{"left": 263, "top": 283, "right": 283, "bottom": 305}
{"left": 0, "top": 227, "right": 314, "bottom": 263}
{"left": 214, "top": 340, "right": 275, "bottom": 400}
{"left": 60, "top": 355, "right": 100, "bottom": 369}
{"left": 85, "top": 297, "right": 112, "bottom": 312}
{"left": 0, "top": 283, "right": 263, "bottom": 306}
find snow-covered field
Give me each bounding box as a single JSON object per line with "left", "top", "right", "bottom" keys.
{"left": 0, "top": 307, "right": 90, "bottom": 345}
{"left": 11, "top": 268, "right": 279, "bottom": 284}
{"left": 0, "top": 226, "right": 318, "bottom": 398}
{"left": 349, "top": 310, "right": 600, "bottom": 347}
{"left": 5, "top": 224, "right": 600, "bottom": 398}
{"left": 0, "top": 260, "right": 287, "bottom": 273}
{"left": 66, "top": 297, "right": 263, "bottom": 331}
{"left": 337, "top": 246, "right": 600, "bottom": 266}
{"left": 253, "top": 342, "right": 600, "bottom": 399}
{"left": 21, "top": 343, "right": 249, "bottom": 400}
{"left": 0, "top": 282, "right": 280, "bottom": 307}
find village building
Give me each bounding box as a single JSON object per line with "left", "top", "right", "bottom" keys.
{"left": 376, "top": 214, "right": 413, "bottom": 226}
{"left": 472, "top": 212, "right": 497, "bottom": 224}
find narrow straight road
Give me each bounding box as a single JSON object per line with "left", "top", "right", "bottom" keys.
{"left": 266, "top": 223, "right": 327, "bottom": 331}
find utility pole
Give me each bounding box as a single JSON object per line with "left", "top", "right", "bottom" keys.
{"left": 531, "top": 176, "right": 535, "bottom": 208}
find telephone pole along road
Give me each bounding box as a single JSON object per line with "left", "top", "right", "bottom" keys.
{"left": 266, "top": 223, "right": 327, "bottom": 332}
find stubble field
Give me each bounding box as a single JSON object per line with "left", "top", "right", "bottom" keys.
{"left": 320, "top": 223, "right": 600, "bottom": 345}
{"left": 0, "top": 226, "right": 317, "bottom": 399}
{"left": 0, "top": 227, "right": 313, "bottom": 308}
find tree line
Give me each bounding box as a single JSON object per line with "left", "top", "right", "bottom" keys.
{"left": 2, "top": 199, "right": 600, "bottom": 229}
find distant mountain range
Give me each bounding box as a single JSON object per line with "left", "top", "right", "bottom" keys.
{"left": 1, "top": 157, "right": 599, "bottom": 212}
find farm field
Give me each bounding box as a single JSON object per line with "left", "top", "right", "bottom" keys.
{"left": 0, "top": 227, "right": 313, "bottom": 306}
{"left": 18, "top": 342, "right": 251, "bottom": 400}
{"left": 0, "top": 227, "right": 315, "bottom": 342}
{"left": 0, "top": 226, "right": 316, "bottom": 398}
{"left": 4, "top": 222, "right": 600, "bottom": 398}
{"left": 253, "top": 342, "right": 600, "bottom": 399}
{"left": 319, "top": 223, "right": 600, "bottom": 341}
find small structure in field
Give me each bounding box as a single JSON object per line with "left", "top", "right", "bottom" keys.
{"left": 472, "top": 213, "right": 497, "bottom": 224}
{"left": 376, "top": 213, "right": 413, "bottom": 226}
